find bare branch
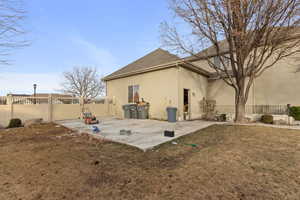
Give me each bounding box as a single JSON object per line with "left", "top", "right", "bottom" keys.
{"left": 60, "top": 67, "right": 105, "bottom": 99}
{"left": 0, "top": 0, "right": 28, "bottom": 65}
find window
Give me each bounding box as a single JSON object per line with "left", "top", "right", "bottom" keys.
{"left": 224, "top": 55, "right": 230, "bottom": 67}
{"left": 214, "top": 56, "right": 221, "bottom": 68}
{"left": 128, "top": 85, "right": 140, "bottom": 103}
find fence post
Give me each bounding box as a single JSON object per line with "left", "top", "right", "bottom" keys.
{"left": 7, "top": 95, "right": 14, "bottom": 120}
{"left": 106, "top": 98, "right": 110, "bottom": 116}
{"left": 80, "top": 97, "right": 84, "bottom": 119}
{"left": 48, "top": 94, "right": 53, "bottom": 122}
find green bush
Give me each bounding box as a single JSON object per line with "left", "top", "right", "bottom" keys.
{"left": 7, "top": 118, "right": 22, "bottom": 128}
{"left": 289, "top": 106, "right": 300, "bottom": 120}
{"left": 261, "top": 115, "right": 273, "bottom": 124}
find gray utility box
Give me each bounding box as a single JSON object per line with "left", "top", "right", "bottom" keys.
{"left": 137, "top": 105, "right": 150, "bottom": 119}
{"left": 167, "top": 107, "right": 177, "bottom": 123}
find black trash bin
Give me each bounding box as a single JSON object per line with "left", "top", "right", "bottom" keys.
{"left": 167, "top": 107, "right": 177, "bottom": 122}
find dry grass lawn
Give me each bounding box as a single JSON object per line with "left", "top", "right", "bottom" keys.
{"left": 0, "top": 123, "right": 299, "bottom": 200}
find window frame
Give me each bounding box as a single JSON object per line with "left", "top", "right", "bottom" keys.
{"left": 128, "top": 84, "right": 140, "bottom": 103}
{"left": 213, "top": 55, "right": 230, "bottom": 69}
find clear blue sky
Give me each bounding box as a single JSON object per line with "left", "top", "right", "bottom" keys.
{"left": 0, "top": 0, "right": 173, "bottom": 95}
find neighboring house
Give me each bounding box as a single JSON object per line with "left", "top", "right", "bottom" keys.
{"left": 103, "top": 48, "right": 300, "bottom": 121}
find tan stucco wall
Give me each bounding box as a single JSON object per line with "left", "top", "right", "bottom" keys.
{"left": 0, "top": 103, "right": 111, "bottom": 127}
{"left": 86, "top": 104, "right": 110, "bottom": 118}
{"left": 52, "top": 104, "right": 110, "bottom": 121}
{"left": 0, "top": 105, "right": 11, "bottom": 127}
{"left": 253, "top": 57, "right": 300, "bottom": 105}
{"left": 106, "top": 68, "right": 179, "bottom": 120}
{"left": 192, "top": 59, "right": 215, "bottom": 72}
{"left": 207, "top": 79, "right": 235, "bottom": 105}
{"left": 0, "top": 104, "right": 51, "bottom": 127}
{"left": 178, "top": 67, "right": 208, "bottom": 119}
{"left": 52, "top": 104, "right": 81, "bottom": 121}
{"left": 207, "top": 78, "right": 255, "bottom": 105}
{"left": 207, "top": 56, "right": 300, "bottom": 111}
{"left": 13, "top": 104, "right": 50, "bottom": 121}
{"left": 207, "top": 78, "right": 256, "bottom": 114}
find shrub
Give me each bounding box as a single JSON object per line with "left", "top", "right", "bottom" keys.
{"left": 261, "top": 115, "right": 273, "bottom": 124}
{"left": 289, "top": 106, "right": 300, "bottom": 120}
{"left": 7, "top": 118, "right": 22, "bottom": 128}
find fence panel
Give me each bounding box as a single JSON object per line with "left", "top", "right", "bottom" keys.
{"left": 0, "top": 95, "right": 113, "bottom": 126}
{"left": 252, "top": 105, "right": 288, "bottom": 115}
{"left": 0, "top": 105, "right": 11, "bottom": 127}
{"left": 52, "top": 104, "right": 81, "bottom": 121}
{"left": 12, "top": 96, "right": 49, "bottom": 104}
{"left": 214, "top": 105, "right": 288, "bottom": 115}
{"left": 13, "top": 104, "right": 50, "bottom": 122}
{"left": 52, "top": 97, "right": 80, "bottom": 104}
{"left": 85, "top": 104, "right": 109, "bottom": 117}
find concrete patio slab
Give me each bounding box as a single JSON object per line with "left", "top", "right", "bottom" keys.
{"left": 57, "top": 117, "right": 220, "bottom": 151}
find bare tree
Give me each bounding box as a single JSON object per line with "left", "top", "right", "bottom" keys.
{"left": 0, "top": 0, "right": 27, "bottom": 64}
{"left": 60, "top": 67, "right": 105, "bottom": 99}
{"left": 161, "top": 0, "right": 300, "bottom": 122}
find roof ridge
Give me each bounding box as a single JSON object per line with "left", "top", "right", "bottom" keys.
{"left": 157, "top": 48, "right": 181, "bottom": 58}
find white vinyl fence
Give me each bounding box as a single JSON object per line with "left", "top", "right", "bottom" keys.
{"left": 214, "top": 105, "right": 288, "bottom": 115}
{"left": 0, "top": 95, "right": 113, "bottom": 127}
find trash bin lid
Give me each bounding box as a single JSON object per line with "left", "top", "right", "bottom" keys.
{"left": 167, "top": 107, "right": 177, "bottom": 111}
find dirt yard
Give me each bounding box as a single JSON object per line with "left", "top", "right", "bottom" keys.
{"left": 0, "top": 123, "right": 299, "bottom": 200}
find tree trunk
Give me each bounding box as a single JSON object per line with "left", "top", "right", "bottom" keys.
{"left": 235, "top": 93, "right": 246, "bottom": 123}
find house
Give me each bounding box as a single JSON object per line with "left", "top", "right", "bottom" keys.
{"left": 103, "top": 47, "right": 300, "bottom": 121}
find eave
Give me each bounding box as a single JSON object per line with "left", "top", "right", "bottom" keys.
{"left": 102, "top": 60, "right": 211, "bottom": 81}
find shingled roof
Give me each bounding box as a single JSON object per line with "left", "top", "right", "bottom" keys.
{"left": 103, "top": 48, "right": 181, "bottom": 81}
{"left": 186, "top": 27, "right": 300, "bottom": 62}
{"left": 184, "top": 40, "right": 229, "bottom": 62}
